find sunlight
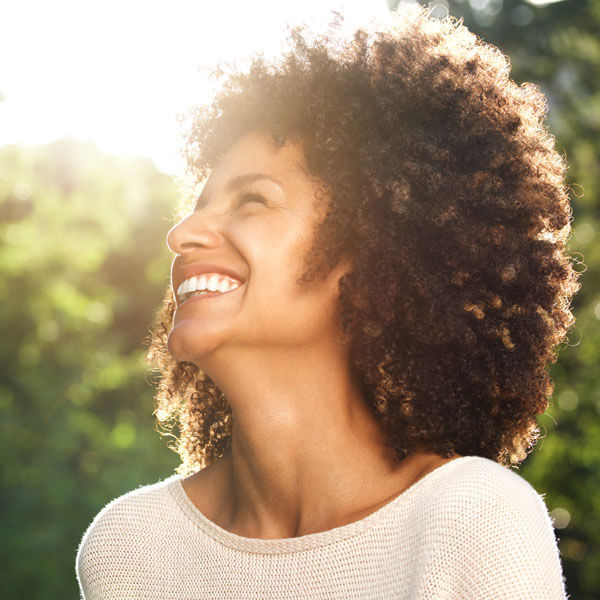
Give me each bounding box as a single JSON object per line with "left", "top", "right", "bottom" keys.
{"left": 525, "top": 0, "right": 565, "bottom": 5}
{"left": 0, "top": 0, "right": 389, "bottom": 174}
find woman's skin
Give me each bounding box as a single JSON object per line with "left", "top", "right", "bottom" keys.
{"left": 166, "top": 131, "right": 457, "bottom": 540}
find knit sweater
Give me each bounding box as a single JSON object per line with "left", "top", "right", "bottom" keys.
{"left": 76, "top": 456, "right": 567, "bottom": 599}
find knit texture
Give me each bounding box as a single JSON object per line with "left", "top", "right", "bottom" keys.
{"left": 76, "top": 456, "right": 567, "bottom": 599}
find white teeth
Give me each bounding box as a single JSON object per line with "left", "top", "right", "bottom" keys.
{"left": 176, "top": 273, "right": 242, "bottom": 302}
{"left": 207, "top": 275, "right": 219, "bottom": 292}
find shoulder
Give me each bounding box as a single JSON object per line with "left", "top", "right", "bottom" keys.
{"left": 423, "top": 455, "right": 558, "bottom": 546}
{"left": 412, "top": 456, "right": 567, "bottom": 598}
{"left": 76, "top": 475, "right": 183, "bottom": 597}
{"left": 429, "top": 455, "right": 551, "bottom": 515}
{"left": 78, "top": 474, "right": 181, "bottom": 544}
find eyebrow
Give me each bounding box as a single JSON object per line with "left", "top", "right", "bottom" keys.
{"left": 225, "top": 173, "right": 283, "bottom": 193}
{"left": 196, "top": 173, "right": 283, "bottom": 208}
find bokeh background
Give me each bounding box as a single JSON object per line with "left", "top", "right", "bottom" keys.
{"left": 1, "top": 1, "right": 598, "bottom": 598}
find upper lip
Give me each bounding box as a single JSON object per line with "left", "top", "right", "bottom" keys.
{"left": 172, "top": 261, "right": 247, "bottom": 299}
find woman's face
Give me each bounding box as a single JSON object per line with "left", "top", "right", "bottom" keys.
{"left": 166, "top": 131, "right": 348, "bottom": 365}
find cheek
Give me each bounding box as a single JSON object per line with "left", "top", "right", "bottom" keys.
{"left": 232, "top": 216, "right": 311, "bottom": 284}
{"left": 230, "top": 213, "right": 339, "bottom": 327}
{"left": 249, "top": 263, "right": 344, "bottom": 342}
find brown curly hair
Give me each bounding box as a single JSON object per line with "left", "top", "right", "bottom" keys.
{"left": 147, "top": 7, "right": 579, "bottom": 475}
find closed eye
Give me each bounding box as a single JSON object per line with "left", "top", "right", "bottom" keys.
{"left": 236, "top": 192, "right": 267, "bottom": 207}
{"left": 192, "top": 191, "right": 266, "bottom": 213}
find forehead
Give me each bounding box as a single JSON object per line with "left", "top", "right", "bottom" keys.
{"left": 201, "top": 131, "right": 317, "bottom": 199}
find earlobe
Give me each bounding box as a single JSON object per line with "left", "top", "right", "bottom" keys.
{"left": 334, "top": 256, "right": 354, "bottom": 281}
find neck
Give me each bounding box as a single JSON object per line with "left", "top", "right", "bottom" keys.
{"left": 197, "top": 341, "right": 405, "bottom": 539}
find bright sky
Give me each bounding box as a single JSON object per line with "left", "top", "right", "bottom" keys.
{"left": 0, "top": 0, "right": 390, "bottom": 174}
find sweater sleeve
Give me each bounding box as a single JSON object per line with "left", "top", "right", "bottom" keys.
{"left": 424, "top": 460, "right": 568, "bottom": 600}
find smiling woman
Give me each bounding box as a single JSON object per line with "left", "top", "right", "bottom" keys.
{"left": 76, "top": 6, "right": 578, "bottom": 599}
{"left": 166, "top": 132, "right": 348, "bottom": 366}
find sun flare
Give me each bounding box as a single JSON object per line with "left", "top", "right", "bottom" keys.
{"left": 0, "top": 0, "right": 388, "bottom": 174}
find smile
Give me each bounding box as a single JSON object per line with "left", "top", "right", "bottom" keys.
{"left": 176, "top": 273, "right": 242, "bottom": 304}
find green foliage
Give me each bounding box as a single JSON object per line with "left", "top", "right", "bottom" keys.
{"left": 0, "top": 140, "right": 179, "bottom": 599}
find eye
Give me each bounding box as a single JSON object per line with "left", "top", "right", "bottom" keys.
{"left": 237, "top": 192, "right": 267, "bottom": 208}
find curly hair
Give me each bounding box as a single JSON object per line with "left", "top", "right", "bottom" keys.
{"left": 147, "top": 6, "right": 579, "bottom": 475}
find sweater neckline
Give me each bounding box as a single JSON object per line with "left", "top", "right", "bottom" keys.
{"left": 168, "top": 455, "right": 478, "bottom": 554}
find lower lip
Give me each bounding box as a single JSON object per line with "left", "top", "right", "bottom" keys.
{"left": 176, "top": 284, "right": 244, "bottom": 307}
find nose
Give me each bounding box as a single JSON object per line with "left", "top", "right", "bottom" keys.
{"left": 166, "top": 211, "right": 225, "bottom": 255}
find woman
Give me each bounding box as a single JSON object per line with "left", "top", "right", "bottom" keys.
{"left": 77, "top": 7, "right": 578, "bottom": 599}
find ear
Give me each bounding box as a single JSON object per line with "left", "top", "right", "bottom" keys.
{"left": 329, "top": 255, "right": 353, "bottom": 288}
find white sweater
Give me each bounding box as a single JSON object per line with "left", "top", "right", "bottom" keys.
{"left": 76, "top": 456, "right": 567, "bottom": 599}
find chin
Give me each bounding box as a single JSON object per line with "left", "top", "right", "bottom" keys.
{"left": 166, "top": 323, "right": 217, "bottom": 365}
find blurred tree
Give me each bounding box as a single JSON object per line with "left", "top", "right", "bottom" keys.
{"left": 0, "top": 140, "right": 180, "bottom": 599}
{"left": 388, "top": 1, "right": 600, "bottom": 597}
